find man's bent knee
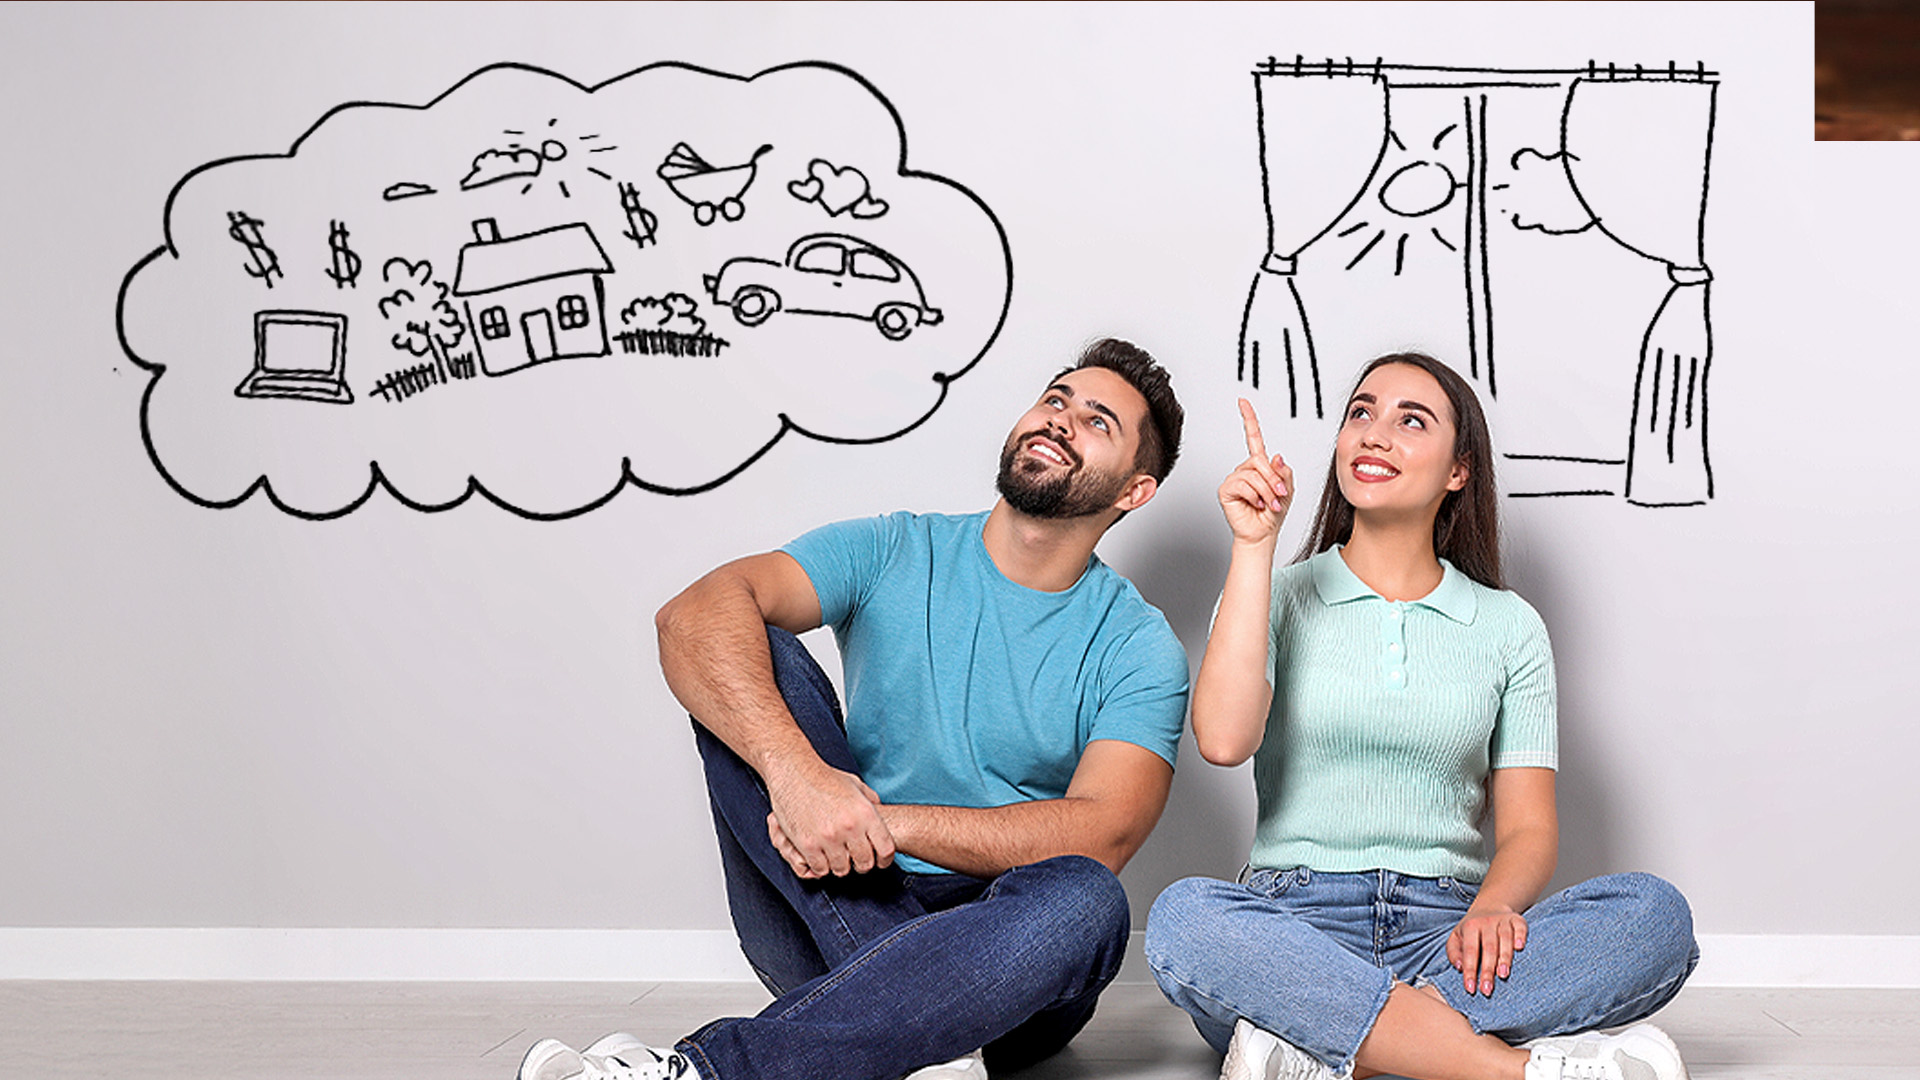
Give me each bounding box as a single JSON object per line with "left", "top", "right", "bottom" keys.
{"left": 1000, "top": 855, "right": 1131, "bottom": 981}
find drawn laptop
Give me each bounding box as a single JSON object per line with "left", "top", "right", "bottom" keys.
{"left": 234, "top": 310, "right": 354, "bottom": 403}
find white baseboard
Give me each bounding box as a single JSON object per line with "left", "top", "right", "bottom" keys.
{"left": 0, "top": 929, "right": 756, "bottom": 982}
{"left": 2, "top": 930, "right": 1917, "bottom": 987}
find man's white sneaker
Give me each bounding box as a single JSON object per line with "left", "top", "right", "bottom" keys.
{"left": 519, "top": 1039, "right": 590, "bottom": 1080}
{"left": 1219, "top": 1018, "right": 1338, "bottom": 1080}
{"left": 517, "top": 1034, "right": 697, "bottom": 1080}
{"left": 903, "top": 1048, "right": 988, "bottom": 1080}
{"left": 1525, "top": 1024, "right": 1689, "bottom": 1080}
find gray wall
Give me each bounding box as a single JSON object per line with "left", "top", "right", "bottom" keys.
{"left": 5, "top": 2, "right": 1908, "bottom": 941}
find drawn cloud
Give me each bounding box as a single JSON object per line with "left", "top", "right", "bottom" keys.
{"left": 1496, "top": 148, "right": 1596, "bottom": 235}
{"left": 461, "top": 147, "right": 546, "bottom": 191}
{"left": 119, "top": 62, "right": 1011, "bottom": 518}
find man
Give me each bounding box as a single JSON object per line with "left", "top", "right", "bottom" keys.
{"left": 519, "top": 338, "right": 1188, "bottom": 1080}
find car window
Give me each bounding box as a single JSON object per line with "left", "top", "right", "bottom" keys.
{"left": 794, "top": 243, "right": 845, "bottom": 275}
{"left": 849, "top": 251, "right": 900, "bottom": 282}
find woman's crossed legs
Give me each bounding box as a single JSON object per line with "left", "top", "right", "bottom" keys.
{"left": 1145, "top": 869, "right": 1697, "bottom": 1080}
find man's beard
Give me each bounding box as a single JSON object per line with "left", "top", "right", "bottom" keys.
{"left": 996, "top": 431, "right": 1130, "bottom": 519}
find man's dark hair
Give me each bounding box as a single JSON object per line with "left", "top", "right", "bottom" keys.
{"left": 1062, "top": 338, "right": 1184, "bottom": 483}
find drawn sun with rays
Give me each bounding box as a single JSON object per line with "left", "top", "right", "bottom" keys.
{"left": 1337, "top": 121, "right": 1468, "bottom": 275}
{"left": 467, "top": 117, "right": 623, "bottom": 199}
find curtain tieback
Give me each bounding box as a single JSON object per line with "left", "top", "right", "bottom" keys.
{"left": 1667, "top": 264, "right": 1711, "bottom": 286}
{"left": 1262, "top": 253, "right": 1298, "bottom": 275}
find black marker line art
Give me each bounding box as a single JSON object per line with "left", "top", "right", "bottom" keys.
{"left": 614, "top": 294, "right": 729, "bottom": 358}
{"left": 369, "top": 359, "right": 450, "bottom": 404}
{"left": 382, "top": 182, "right": 435, "bottom": 201}
{"left": 706, "top": 233, "right": 942, "bottom": 341}
{"left": 658, "top": 142, "right": 773, "bottom": 225}
{"left": 377, "top": 257, "right": 472, "bottom": 379}
{"left": 1239, "top": 57, "right": 1719, "bottom": 507}
{"left": 617, "top": 182, "right": 660, "bottom": 250}
{"left": 788, "top": 159, "right": 889, "bottom": 219}
{"left": 234, "top": 310, "right": 352, "bottom": 404}
{"left": 466, "top": 119, "right": 618, "bottom": 197}
{"left": 453, "top": 219, "right": 613, "bottom": 376}
{"left": 325, "top": 220, "right": 363, "bottom": 289}
{"left": 226, "top": 211, "right": 282, "bottom": 288}
{"left": 119, "top": 61, "right": 1010, "bottom": 519}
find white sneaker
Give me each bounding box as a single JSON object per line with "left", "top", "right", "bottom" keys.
{"left": 1220, "top": 1018, "right": 1339, "bottom": 1080}
{"left": 903, "top": 1048, "right": 988, "bottom": 1080}
{"left": 1525, "top": 1024, "right": 1688, "bottom": 1080}
{"left": 517, "top": 1034, "right": 697, "bottom": 1080}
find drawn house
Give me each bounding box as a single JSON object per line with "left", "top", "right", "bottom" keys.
{"left": 453, "top": 218, "right": 614, "bottom": 376}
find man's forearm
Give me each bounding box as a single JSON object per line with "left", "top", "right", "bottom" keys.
{"left": 655, "top": 556, "right": 819, "bottom": 777}
{"left": 878, "top": 801, "right": 1127, "bottom": 878}
{"left": 876, "top": 739, "right": 1173, "bottom": 878}
{"left": 656, "top": 555, "right": 899, "bottom": 878}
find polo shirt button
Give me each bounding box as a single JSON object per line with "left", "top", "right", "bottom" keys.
{"left": 1387, "top": 642, "right": 1402, "bottom": 654}
{"left": 1388, "top": 669, "right": 1405, "bottom": 683}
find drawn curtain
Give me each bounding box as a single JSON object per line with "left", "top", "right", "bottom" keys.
{"left": 1240, "top": 67, "right": 1389, "bottom": 417}
{"left": 1563, "top": 77, "right": 1718, "bottom": 505}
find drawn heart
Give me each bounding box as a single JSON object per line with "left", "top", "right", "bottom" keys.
{"left": 814, "top": 161, "right": 870, "bottom": 216}
{"left": 788, "top": 176, "right": 824, "bottom": 202}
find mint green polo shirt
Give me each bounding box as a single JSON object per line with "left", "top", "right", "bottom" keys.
{"left": 1249, "top": 547, "right": 1557, "bottom": 882}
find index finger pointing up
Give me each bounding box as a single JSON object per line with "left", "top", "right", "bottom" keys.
{"left": 1239, "top": 398, "right": 1267, "bottom": 460}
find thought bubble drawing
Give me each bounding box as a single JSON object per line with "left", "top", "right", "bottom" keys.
{"left": 118, "top": 61, "right": 1012, "bottom": 518}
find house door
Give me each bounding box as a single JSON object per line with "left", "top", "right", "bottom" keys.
{"left": 521, "top": 310, "right": 557, "bottom": 365}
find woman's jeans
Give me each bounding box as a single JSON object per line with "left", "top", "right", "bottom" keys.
{"left": 676, "top": 627, "right": 1130, "bottom": 1080}
{"left": 1146, "top": 868, "right": 1699, "bottom": 1074}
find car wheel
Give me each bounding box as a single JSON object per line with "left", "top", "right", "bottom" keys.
{"left": 874, "top": 303, "right": 917, "bottom": 341}
{"left": 732, "top": 287, "right": 779, "bottom": 327}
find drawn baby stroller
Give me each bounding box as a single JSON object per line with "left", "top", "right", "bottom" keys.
{"left": 657, "top": 142, "right": 773, "bottom": 225}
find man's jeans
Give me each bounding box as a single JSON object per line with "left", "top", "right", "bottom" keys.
{"left": 1145, "top": 868, "right": 1699, "bottom": 1074}
{"left": 677, "top": 627, "right": 1130, "bottom": 1080}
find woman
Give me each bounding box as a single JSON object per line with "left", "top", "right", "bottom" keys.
{"left": 1145, "top": 354, "right": 1698, "bottom": 1080}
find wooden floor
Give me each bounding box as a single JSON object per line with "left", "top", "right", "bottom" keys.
{"left": 2, "top": 981, "right": 1917, "bottom": 1079}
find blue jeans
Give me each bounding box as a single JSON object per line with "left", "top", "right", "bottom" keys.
{"left": 1145, "top": 868, "right": 1699, "bottom": 1074}
{"left": 679, "top": 627, "right": 1130, "bottom": 1080}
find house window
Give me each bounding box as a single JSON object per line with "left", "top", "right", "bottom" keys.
{"left": 557, "top": 295, "right": 590, "bottom": 330}
{"left": 480, "top": 306, "right": 509, "bottom": 340}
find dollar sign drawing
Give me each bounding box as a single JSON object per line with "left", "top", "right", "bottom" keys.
{"left": 325, "top": 219, "right": 363, "bottom": 288}
{"left": 619, "top": 182, "right": 659, "bottom": 250}
{"left": 227, "top": 210, "right": 282, "bottom": 287}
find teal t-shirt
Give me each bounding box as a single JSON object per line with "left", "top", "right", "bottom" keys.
{"left": 783, "top": 510, "right": 1190, "bottom": 874}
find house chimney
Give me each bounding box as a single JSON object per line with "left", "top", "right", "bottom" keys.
{"left": 472, "top": 219, "right": 500, "bottom": 243}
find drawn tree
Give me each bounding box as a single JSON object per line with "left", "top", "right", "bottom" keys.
{"left": 377, "top": 258, "right": 467, "bottom": 376}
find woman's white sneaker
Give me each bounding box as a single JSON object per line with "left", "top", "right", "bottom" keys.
{"left": 1525, "top": 1024, "right": 1688, "bottom": 1080}
{"left": 1220, "top": 1018, "right": 1338, "bottom": 1080}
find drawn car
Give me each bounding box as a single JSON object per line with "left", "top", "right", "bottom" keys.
{"left": 704, "top": 234, "right": 943, "bottom": 341}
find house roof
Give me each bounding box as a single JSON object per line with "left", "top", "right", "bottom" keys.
{"left": 454, "top": 223, "right": 613, "bottom": 296}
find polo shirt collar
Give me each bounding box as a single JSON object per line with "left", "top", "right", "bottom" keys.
{"left": 1310, "top": 546, "right": 1477, "bottom": 624}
